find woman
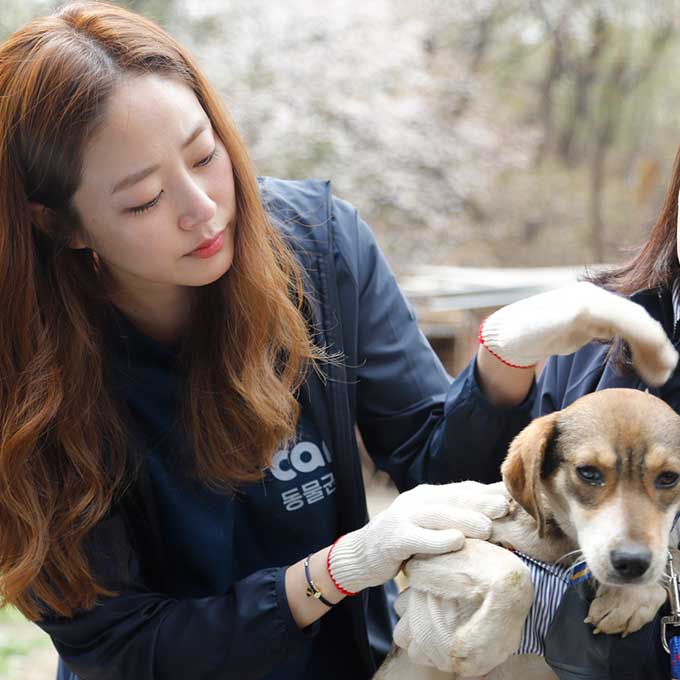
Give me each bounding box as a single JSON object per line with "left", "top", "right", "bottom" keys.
{"left": 397, "top": 183, "right": 680, "bottom": 674}
{"left": 0, "top": 2, "right": 518, "bottom": 679}
{"left": 3, "top": 3, "right": 674, "bottom": 679}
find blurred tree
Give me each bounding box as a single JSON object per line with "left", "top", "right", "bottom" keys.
{"left": 587, "top": 17, "right": 672, "bottom": 259}
{"left": 532, "top": 0, "right": 569, "bottom": 166}
{"left": 484, "top": 0, "right": 676, "bottom": 262}
{"left": 3, "top": 0, "right": 680, "bottom": 270}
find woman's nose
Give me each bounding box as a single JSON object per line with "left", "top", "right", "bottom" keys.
{"left": 178, "top": 183, "right": 217, "bottom": 230}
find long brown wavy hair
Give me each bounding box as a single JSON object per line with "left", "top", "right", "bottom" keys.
{"left": 0, "top": 1, "right": 323, "bottom": 621}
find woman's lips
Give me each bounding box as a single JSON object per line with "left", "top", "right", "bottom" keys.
{"left": 188, "top": 229, "right": 226, "bottom": 258}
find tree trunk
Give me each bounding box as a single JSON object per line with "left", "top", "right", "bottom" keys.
{"left": 588, "top": 135, "right": 607, "bottom": 263}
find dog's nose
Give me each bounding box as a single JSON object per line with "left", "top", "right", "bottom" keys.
{"left": 609, "top": 547, "right": 652, "bottom": 579}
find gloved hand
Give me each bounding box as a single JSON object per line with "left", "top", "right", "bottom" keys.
{"left": 391, "top": 540, "right": 533, "bottom": 675}
{"left": 479, "top": 281, "right": 678, "bottom": 386}
{"left": 327, "top": 481, "right": 509, "bottom": 595}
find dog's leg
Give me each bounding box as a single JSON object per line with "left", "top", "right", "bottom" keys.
{"left": 373, "top": 645, "right": 454, "bottom": 680}
{"left": 373, "top": 542, "right": 534, "bottom": 680}
{"left": 586, "top": 582, "right": 667, "bottom": 635}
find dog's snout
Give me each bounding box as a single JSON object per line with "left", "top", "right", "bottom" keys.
{"left": 609, "top": 546, "right": 652, "bottom": 579}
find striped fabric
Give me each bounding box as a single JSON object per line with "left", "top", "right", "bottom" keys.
{"left": 672, "top": 278, "right": 680, "bottom": 335}
{"left": 513, "top": 551, "right": 574, "bottom": 656}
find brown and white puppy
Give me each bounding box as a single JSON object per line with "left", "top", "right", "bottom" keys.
{"left": 375, "top": 388, "right": 680, "bottom": 680}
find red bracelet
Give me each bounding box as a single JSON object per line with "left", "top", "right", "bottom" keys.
{"left": 326, "top": 535, "right": 358, "bottom": 597}
{"left": 477, "top": 318, "right": 536, "bottom": 370}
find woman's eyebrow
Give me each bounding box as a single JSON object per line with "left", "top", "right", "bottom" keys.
{"left": 110, "top": 121, "right": 209, "bottom": 195}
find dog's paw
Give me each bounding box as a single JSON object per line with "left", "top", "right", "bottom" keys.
{"left": 585, "top": 583, "right": 666, "bottom": 636}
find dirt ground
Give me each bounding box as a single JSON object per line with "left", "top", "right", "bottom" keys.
{"left": 1, "top": 646, "right": 56, "bottom": 680}
{"left": 0, "top": 609, "right": 56, "bottom": 680}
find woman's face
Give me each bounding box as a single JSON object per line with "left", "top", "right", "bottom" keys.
{"left": 72, "top": 73, "right": 236, "bottom": 305}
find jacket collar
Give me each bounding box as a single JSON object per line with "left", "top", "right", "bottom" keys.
{"left": 672, "top": 278, "right": 680, "bottom": 337}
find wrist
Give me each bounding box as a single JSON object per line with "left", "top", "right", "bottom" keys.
{"left": 305, "top": 549, "right": 344, "bottom": 606}
{"left": 285, "top": 548, "right": 345, "bottom": 629}
{"left": 476, "top": 343, "right": 535, "bottom": 407}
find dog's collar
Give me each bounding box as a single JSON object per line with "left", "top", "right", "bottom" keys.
{"left": 509, "top": 548, "right": 591, "bottom": 586}
{"left": 569, "top": 560, "right": 592, "bottom": 585}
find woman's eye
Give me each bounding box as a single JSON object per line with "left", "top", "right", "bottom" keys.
{"left": 576, "top": 466, "right": 604, "bottom": 486}
{"left": 195, "top": 147, "right": 218, "bottom": 168}
{"left": 655, "top": 471, "right": 680, "bottom": 489}
{"left": 129, "top": 191, "right": 163, "bottom": 215}
{"left": 127, "top": 148, "right": 219, "bottom": 216}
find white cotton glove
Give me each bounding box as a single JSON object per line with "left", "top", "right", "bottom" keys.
{"left": 391, "top": 540, "right": 533, "bottom": 675}
{"left": 328, "top": 481, "right": 509, "bottom": 595}
{"left": 479, "top": 281, "right": 678, "bottom": 386}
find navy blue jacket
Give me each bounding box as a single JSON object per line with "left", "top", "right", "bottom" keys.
{"left": 35, "top": 177, "right": 518, "bottom": 680}
{"left": 447, "top": 286, "right": 680, "bottom": 679}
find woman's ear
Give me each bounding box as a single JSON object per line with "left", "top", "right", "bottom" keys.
{"left": 68, "top": 231, "right": 90, "bottom": 250}
{"left": 30, "top": 201, "right": 91, "bottom": 250}
{"left": 29, "top": 201, "right": 52, "bottom": 235}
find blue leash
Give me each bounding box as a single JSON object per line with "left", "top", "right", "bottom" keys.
{"left": 661, "top": 551, "right": 680, "bottom": 679}
{"left": 670, "top": 635, "right": 680, "bottom": 680}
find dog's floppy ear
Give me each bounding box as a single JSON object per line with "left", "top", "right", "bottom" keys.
{"left": 501, "top": 412, "right": 559, "bottom": 538}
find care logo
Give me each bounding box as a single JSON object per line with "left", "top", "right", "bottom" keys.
{"left": 270, "top": 440, "right": 332, "bottom": 481}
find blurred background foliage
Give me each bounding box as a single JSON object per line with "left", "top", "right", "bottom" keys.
{"left": 2, "top": 1, "right": 680, "bottom": 676}
{"left": 5, "top": 0, "right": 680, "bottom": 273}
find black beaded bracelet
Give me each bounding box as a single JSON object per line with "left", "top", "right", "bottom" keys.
{"left": 303, "top": 554, "right": 338, "bottom": 608}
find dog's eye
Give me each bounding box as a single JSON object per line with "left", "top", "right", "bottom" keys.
{"left": 576, "top": 466, "right": 604, "bottom": 485}
{"left": 655, "top": 471, "right": 680, "bottom": 489}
